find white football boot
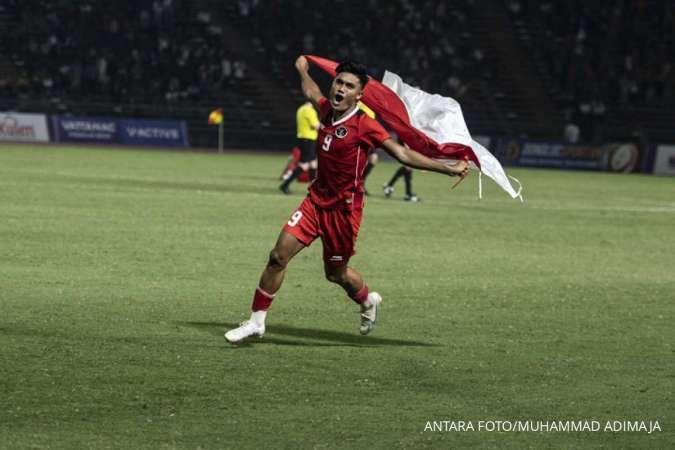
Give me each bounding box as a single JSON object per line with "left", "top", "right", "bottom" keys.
{"left": 383, "top": 184, "right": 394, "bottom": 198}
{"left": 359, "top": 292, "right": 382, "bottom": 335}
{"left": 224, "top": 320, "right": 265, "bottom": 343}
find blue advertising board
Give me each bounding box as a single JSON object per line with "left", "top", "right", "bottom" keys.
{"left": 495, "top": 139, "right": 644, "bottom": 172}
{"left": 52, "top": 116, "right": 118, "bottom": 143}
{"left": 119, "top": 119, "right": 189, "bottom": 147}
{"left": 51, "top": 116, "right": 189, "bottom": 147}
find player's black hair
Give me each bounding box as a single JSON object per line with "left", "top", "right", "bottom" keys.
{"left": 335, "top": 61, "right": 369, "bottom": 88}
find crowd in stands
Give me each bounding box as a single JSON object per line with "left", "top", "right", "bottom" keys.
{"left": 0, "top": 0, "right": 248, "bottom": 104}
{"left": 233, "top": 0, "right": 486, "bottom": 100}
{"left": 511, "top": 0, "right": 675, "bottom": 107}
{"left": 507, "top": 0, "right": 674, "bottom": 140}
{"left": 1, "top": 0, "right": 672, "bottom": 143}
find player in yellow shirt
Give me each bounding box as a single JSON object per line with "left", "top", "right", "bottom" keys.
{"left": 279, "top": 101, "right": 320, "bottom": 194}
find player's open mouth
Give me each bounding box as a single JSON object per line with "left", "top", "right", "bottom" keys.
{"left": 334, "top": 93, "right": 344, "bottom": 103}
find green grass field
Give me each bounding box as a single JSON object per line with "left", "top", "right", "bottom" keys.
{"left": 1, "top": 144, "right": 673, "bottom": 449}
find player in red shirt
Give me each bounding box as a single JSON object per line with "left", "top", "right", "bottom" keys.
{"left": 225, "top": 56, "right": 468, "bottom": 343}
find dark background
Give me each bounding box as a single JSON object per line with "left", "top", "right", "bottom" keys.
{"left": 1, "top": 0, "right": 673, "bottom": 149}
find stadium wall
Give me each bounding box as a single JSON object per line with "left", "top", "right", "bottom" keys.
{"left": 493, "top": 138, "right": 660, "bottom": 174}
{"left": 51, "top": 116, "right": 189, "bottom": 147}
{"left": 652, "top": 145, "right": 675, "bottom": 176}
{"left": 1, "top": 111, "right": 190, "bottom": 148}
{"left": 3, "top": 111, "right": 674, "bottom": 177}
{"left": 0, "top": 112, "right": 50, "bottom": 143}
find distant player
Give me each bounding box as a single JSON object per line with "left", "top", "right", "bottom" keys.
{"left": 383, "top": 163, "right": 421, "bottom": 202}
{"left": 279, "top": 146, "right": 311, "bottom": 183}
{"left": 279, "top": 101, "right": 320, "bottom": 194}
{"left": 225, "top": 56, "right": 468, "bottom": 343}
{"left": 362, "top": 134, "right": 421, "bottom": 202}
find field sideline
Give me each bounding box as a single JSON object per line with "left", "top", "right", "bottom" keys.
{"left": 1, "top": 144, "right": 673, "bottom": 449}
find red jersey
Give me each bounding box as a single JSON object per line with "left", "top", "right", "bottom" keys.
{"left": 310, "top": 98, "right": 390, "bottom": 209}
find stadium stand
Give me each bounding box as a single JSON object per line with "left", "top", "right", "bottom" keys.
{"left": 0, "top": 0, "right": 294, "bottom": 148}
{"left": 0, "top": 0, "right": 672, "bottom": 148}
{"left": 220, "top": 0, "right": 564, "bottom": 137}
{"left": 505, "top": 0, "right": 675, "bottom": 142}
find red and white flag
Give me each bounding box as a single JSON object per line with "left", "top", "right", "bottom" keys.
{"left": 306, "top": 55, "right": 523, "bottom": 200}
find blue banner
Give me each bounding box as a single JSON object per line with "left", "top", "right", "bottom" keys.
{"left": 119, "top": 119, "right": 189, "bottom": 147}
{"left": 52, "top": 116, "right": 189, "bottom": 147}
{"left": 52, "top": 116, "right": 119, "bottom": 143}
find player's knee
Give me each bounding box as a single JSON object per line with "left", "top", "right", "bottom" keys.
{"left": 324, "top": 267, "right": 346, "bottom": 284}
{"left": 267, "top": 249, "right": 289, "bottom": 270}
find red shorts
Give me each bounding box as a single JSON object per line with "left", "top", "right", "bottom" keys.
{"left": 283, "top": 197, "right": 363, "bottom": 266}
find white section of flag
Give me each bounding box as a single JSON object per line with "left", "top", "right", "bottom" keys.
{"left": 382, "top": 71, "right": 522, "bottom": 200}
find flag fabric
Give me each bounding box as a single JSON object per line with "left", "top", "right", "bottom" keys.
{"left": 305, "top": 55, "right": 522, "bottom": 200}
{"left": 208, "top": 108, "right": 223, "bottom": 125}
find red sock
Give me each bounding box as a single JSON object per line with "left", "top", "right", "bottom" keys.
{"left": 251, "top": 287, "right": 275, "bottom": 311}
{"left": 350, "top": 284, "right": 369, "bottom": 305}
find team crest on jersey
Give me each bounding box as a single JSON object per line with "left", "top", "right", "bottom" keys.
{"left": 335, "top": 126, "right": 348, "bottom": 138}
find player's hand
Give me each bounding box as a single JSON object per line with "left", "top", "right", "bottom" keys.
{"left": 295, "top": 55, "right": 309, "bottom": 73}
{"left": 445, "top": 159, "right": 469, "bottom": 177}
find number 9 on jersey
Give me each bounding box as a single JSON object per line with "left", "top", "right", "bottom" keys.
{"left": 287, "top": 211, "right": 303, "bottom": 227}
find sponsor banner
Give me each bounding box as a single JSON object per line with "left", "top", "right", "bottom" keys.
{"left": 495, "top": 139, "right": 643, "bottom": 172}
{"left": 52, "top": 116, "right": 118, "bottom": 143}
{"left": 119, "top": 119, "right": 189, "bottom": 147}
{"left": 0, "top": 112, "right": 50, "bottom": 142}
{"left": 653, "top": 145, "right": 675, "bottom": 176}
{"left": 605, "top": 143, "right": 643, "bottom": 173}
{"left": 52, "top": 116, "right": 189, "bottom": 147}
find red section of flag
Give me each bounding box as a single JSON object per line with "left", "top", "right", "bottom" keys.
{"left": 305, "top": 55, "right": 479, "bottom": 167}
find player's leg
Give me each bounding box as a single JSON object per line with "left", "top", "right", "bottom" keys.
{"left": 324, "top": 263, "right": 382, "bottom": 335}
{"left": 308, "top": 158, "right": 317, "bottom": 181}
{"left": 320, "top": 205, "right": 381, "bottom": 335}
{"left": 225, "top": 232, "right": 306, "bottom": 343}
{"left": 389, "top": 166, "right": 407, "bottom": 186}
{"left": 280, "top": 139, "right": 315, "bottom": 193}
{"left": 258, "top": 231, "right": 306, "bottom": 297}
{"left": 226, "top": 200, "right": 318, "bottom": 343}
{"left": 383, "top": 165, "right": 407, "bottom": 197}
{"left": 305, "top": 137, "right": 318, "bottom": 180}
{"left": 279, "top": 162, "right": 308, "bottom": 194}
{"left": 280, "top": 147, "right": 300, "bottom": 181}
{"left": 402, "top": 167, "right": 420, "bottom": 202}
{"left": 324, "top": 263, "right": 368, "bottom": 300}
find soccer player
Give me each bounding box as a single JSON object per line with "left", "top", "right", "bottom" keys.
{"left": 225, "top": 56, "right": 468, "bottom": 343}
{"left": 279, "top": 100, "right": 320, "bottom": 194}
{"left": 383, "top": 165, "right": 420, "bottom": 202}
{"left": 279, "top": 146, "right": 311, "bottom": 183}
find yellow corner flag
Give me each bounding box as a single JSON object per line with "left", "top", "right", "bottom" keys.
{"left": 208, "top": 108, "right": 223, "bottom": 125}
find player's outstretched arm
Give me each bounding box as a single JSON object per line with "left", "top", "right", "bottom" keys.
{"left": 295, "top": 56, "right": 324, "bottom": 108}
{"left": 381, "top": 138, "right": 468, "bottom": 177}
